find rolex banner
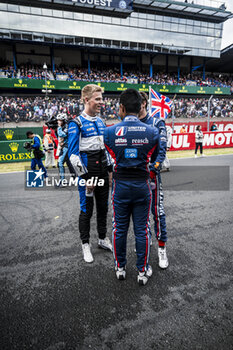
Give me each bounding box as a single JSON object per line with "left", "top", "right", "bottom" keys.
{"left": 0, "top": 127, "right": 43, "bottom": 141}
{"left": 0, "top": 127, "right": 44, "bottom": 163}
{"left": 0, "top": 78, "right": 231, "bottom": 95}
{"left": 0, "top": 140, "right": 32, "bottom": 163}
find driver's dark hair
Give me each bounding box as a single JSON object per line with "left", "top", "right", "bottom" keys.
{"left": 120, "top": 89, "right": 142, "bottom": 115}
{"left": 26, "top": 131, "right": 34, "bottom": 138}
{"left": 139, "top": 91, "right": 148, "bottom": 109}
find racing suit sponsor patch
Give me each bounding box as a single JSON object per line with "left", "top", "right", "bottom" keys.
{"left": 124, "top": 148, "right": 138, "bottom": 158}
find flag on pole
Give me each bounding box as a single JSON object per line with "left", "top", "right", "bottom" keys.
{"left": 149, "top": 86, "right": 173, "bottom": 119}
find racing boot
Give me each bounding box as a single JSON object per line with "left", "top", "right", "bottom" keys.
{"left": 137, "top": 265, "right": 153, "bottom": 286}
{"left": 158, "top": 247, "right": 169, "bottom": 269}
{"left": 115, "top": 266, "right": 126, "bottom": 280}
{"left": 98, "top": 237, "right": 112, "bottom": 251}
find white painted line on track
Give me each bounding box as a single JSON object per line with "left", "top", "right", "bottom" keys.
{"left": 0, "top": 171, "right": 25, "bottom": 174}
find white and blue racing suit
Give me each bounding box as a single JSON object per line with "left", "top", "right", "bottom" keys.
{"left": 68, "top": 112, "right": 112, "bottom": 243}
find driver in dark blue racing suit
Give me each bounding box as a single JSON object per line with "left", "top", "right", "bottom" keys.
{"left": 104, "top": 89, "right": 160, "bottom": 286}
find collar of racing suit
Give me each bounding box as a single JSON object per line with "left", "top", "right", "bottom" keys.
{"left": 123, "top": 115, "right": 138, "bottom": 122}
{"left": 81, "top": 111, "right": 97, "bottom": 122}
{"left": 139, "top": 114, "right": 150, "bottom": 124}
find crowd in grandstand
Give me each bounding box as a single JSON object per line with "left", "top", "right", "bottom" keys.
{"left": 1, "top": 64, "right": 233, "bottom": 88}
{"left": 0, "top": 96, "right": 232, "bottom": 123}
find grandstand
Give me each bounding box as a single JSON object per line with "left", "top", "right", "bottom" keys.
{"left": 0, "top": 0, "right": 232, "bottom": 104}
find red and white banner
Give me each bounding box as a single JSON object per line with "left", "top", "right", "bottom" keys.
{"left": 167, "top": 121, "right": 233, "bottom": 133}
{"left": 170, "top": 131, "right": 233, "bottom": 151}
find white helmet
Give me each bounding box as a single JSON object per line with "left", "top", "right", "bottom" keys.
{"left": 57, "top": 113, "right": 67, "bottom": 121}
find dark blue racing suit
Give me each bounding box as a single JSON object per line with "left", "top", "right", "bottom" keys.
{"left": 68, "top": 112, "right": 112, "bottom": 243}
{"left": 140, "top": 114, "right": 167, "bottom": 244}
{"left": 104, "top": 115, "right": 160, "bottom": 272}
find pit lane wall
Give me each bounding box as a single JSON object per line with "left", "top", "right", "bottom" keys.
{"left": 170, "top": 131, "right": 233, "bottom": 151}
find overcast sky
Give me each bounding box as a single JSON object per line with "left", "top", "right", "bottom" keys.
{"left": 221, "top": 0, "right": 233, "bottom": 49}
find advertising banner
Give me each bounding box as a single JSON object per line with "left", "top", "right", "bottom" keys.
{"left": 0, "top": 78, "right": 231, "bottom": 95}
{"left": 0, "top": 127, "right": 44, "bottom": 163}
{"left": 0, "top": 127, "right": 43, "bottom": 141}
{"left": 0, "top": 140, "right": 32, "bottom": 163}
{"left": 167, "top": 121, "right": 233, "bottom": 133}
{"left": 170, "top": 131, "right": 233, "bottom": 151}
{"left": 65, "top": 0, "right": 132, "bottom": 10}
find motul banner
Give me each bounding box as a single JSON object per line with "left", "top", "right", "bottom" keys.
{"left": 170, "top": 131, "right": 233, "bottom": 151}
{"left": 167, "top": 121, "right": 233, "bottom": 133}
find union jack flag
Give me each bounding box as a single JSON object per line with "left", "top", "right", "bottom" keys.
{"left": 149, "top": 87, "right": 173, "bottom": 119}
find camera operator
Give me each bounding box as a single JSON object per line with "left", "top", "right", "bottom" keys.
{"left": 25, "top": 131, "right": 47, "bottom": 176}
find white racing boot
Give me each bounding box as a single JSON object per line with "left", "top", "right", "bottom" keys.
{"left": 158, "top": 247, "right": 169, "bottom": 269}
{"left": 82, "top": 243, "right": 94, "bottom": 263}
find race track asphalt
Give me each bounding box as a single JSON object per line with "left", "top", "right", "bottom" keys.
{"left": 0, "top": 154, "right": 233, "bottom": 350}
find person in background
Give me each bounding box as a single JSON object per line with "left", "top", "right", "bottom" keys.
{"left": 162, "top": 124, "right": 172, "bottom": 171}
{"left": 195, "top": 125, "right": 205, "bottom": 158}
{"left": 57, "top": 113, "right": 69, "bottom": 183}
{"left": 180, "top": 124, "right": 186, "bottom": 133}
{"left": 210, "top": 122, "right": 218, "bottom": 131}
{"left": 43, "top": 129, "right": 56, "bottom": 169}
{"left": 26, "top": 131, "right": 47, "bottom": 176}
{"left": 139, "top": 92, "right": 169, "bottom": 270}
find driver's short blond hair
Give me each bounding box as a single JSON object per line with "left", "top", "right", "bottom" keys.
{"left": 81, "top": 84, "right": 103, "bottom": 103}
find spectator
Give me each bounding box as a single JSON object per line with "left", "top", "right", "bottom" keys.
{"left": 180, "top": 124, "right": 186, "bottom": 133}
{"left": 210, "top": 122, "right": 218, "bottom": 131}
{"left": 195, "top": 125, "right": 205, "bottom": 158}
{"left": 43, "top": 129, "right": 56, "bottom": 169}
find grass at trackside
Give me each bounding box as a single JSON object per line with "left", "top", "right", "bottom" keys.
{"left": 0, "top": 148, "right": 232, "bottom": 173}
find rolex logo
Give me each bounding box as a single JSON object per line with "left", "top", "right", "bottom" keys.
{"left": 121, "top": 84, "right": 124, "bottom": 88}
{"left": 200, "top": 87, "right": 203, "bottom": 90}
{"left": 98, "top": 83, "right": 101, "bottom": 86}
{"left": 19, "top": 79, "right": 22, "bottom": 84}
{"left": 4, "top": 129, "right": 14, "bottom": 140}
{"left": 73, "top": 82, "right": 77, "bottom": 86}
{"left": 47, "top": 81, "right": 50, "bottom": 85}
{"left": 9, "top": 142, "right": 19, "bottom": 153}
{"left": 163, "top": 85, "right": 166, "bottom": 89}
{"left": 182, "top": 86, "right": 185, "bottom": 90}
{"left": 143, "top": 85, "right": 145, "bottom": 88}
